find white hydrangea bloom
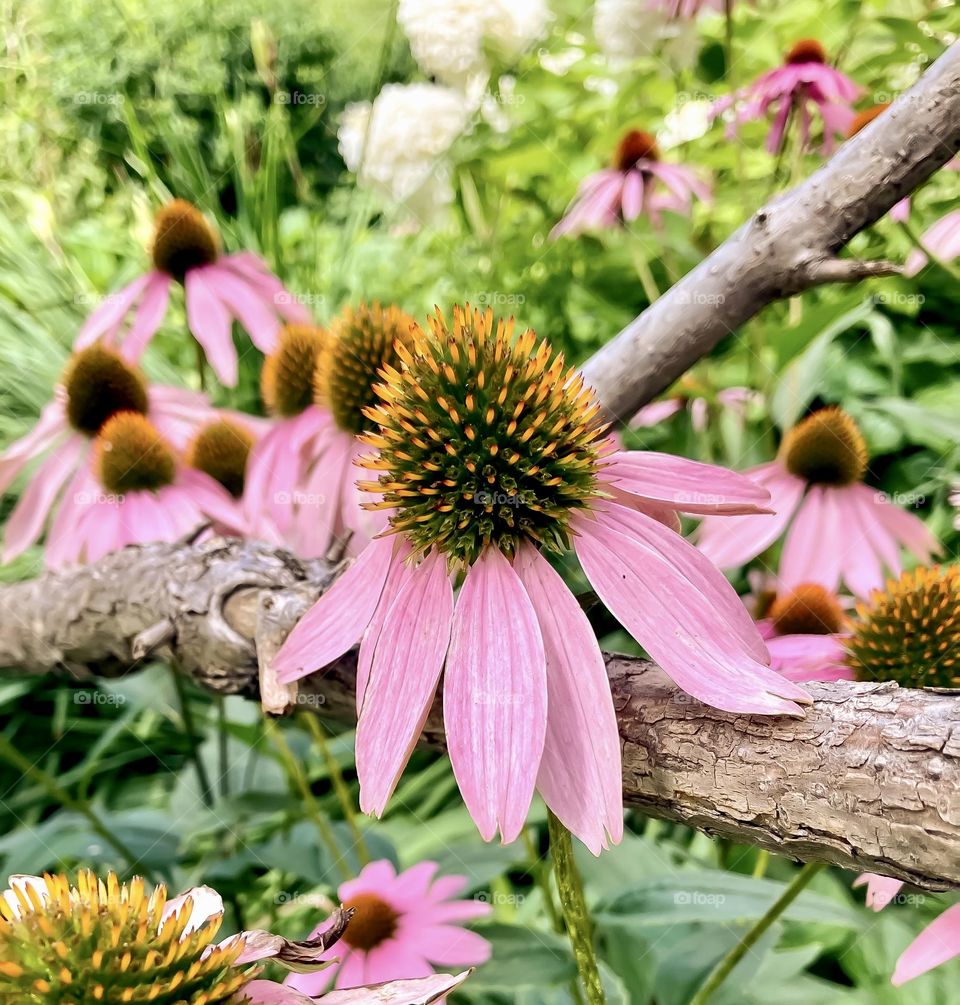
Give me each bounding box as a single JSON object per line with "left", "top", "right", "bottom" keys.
{"left": 593, "top": 0, "right": 701, "bottom": 66}
{"left": 338, "top": 83, "right": 470, "bottom": 227}
{"left": 658, "top": 98, "right": 713, "bottom": 148}
{"left": 398, "top": 0, "right": 549, "bottom": 89}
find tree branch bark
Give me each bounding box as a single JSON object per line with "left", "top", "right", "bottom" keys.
{"left": 580, "top": 42, "right": 960, "bottom": 422}
{"left": 1, "top": 537, "right": 958, "bottom": 890}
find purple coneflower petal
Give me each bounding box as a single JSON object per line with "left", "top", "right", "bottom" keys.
{"left": 201, "top": 263, "right": 281, "bottom": 353}
{"left": 444, "top": 547, "right": 547, "bottom": 843}
{"left": 892, "top": 904, "right": 960, "bottom": 986}
{"left": 779, "top": 486, "right": 844, "bottom": 592}
{"left": 621, "top": 170, "right": 645, "bottom": 221}
{"left": 766, "top": 634, "right": 852, "bottom": 682}
{"left": 853, "top": 874, "right": 904, "bottom": 912}
{"left": 418, "top": 925, "right": 492, "bottom": 967}
{"left": 242, "top": 981, "right": 316, "bottom": 1005}
{"left": 121, "top": 272, "right": 172, "bottom": 362}
{"left": 74, "top": 273, "right": 153, "bottom": 351}
{"left": 323, "top": 971, "right": 472, "bottom": 1004}
{"left": 0, "top": 401, "right": 69, "bottom": 495}
{"left": 185, "top": 268, "right": 237, "bottom": 386}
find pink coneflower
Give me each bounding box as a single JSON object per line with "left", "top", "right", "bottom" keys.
{"left": 74, "top": 200, "right": 310, "bottom": 386}
{"left": 631, "top": 384, "right": 759, "bottom": 433}
{"left": 273, "top": 306, "right": 808, "bottom": 850}
{"left": 712, "top": 39, "right": 860, "bottom": 154}
{"left": 51, "top": 412, "right": 242, "bottom": 566}
{"left": 551, "top": 129, "right": 711, "bottom": 237}
{"left": 904, "top": 209, "right": 960, "bottom": 277}
{"left": 286, "top": 859, "right": 491, "bottom": 996}
{"left": 855, "top": 876, "right": 960, "bottom": 986}
{"left": 754, "top": 582, "right": 853, "bottom": 683}
{"left": 698, "top": 407, "right": 939, "bottom": 597}
{"left": 0, "top": 346, "right": 212, "bottom": 564}
{"left": 0, "top": 870, "right": 470, "bottom": 1005}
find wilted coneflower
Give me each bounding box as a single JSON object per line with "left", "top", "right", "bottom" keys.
{"left": 0, "top": 346, "right": 213, "bottom": 565}
{"left": 551, "top": 129, "right": 711, "bottom": 237}
{"left": 0, "top": 871, "right": 469, "bottom": 1004}
{"left": 53, "top": 412, "right": 242, "bottom": 566}
{"left": 75, "top": 200, "right": 310, "bottom": 386}
{"left": 273, "top": 306, "right": 808, "bottom": 851}
{"left": 698, "top": 407, "right": 939, "bottom": 597}
{"left": 711, "top": 39, "right": 860, "bottom": 154}
{"left": 286, "top": 859, "right": 490, "bottom": 996}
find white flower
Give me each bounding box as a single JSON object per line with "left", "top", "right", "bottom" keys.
{"left": 338, "top": 83, "right": 470, "bottom": 227}
{"left": 951, "top": 484, "right": 960, "bottom": 531}
{"left": 593, "top": 0, "right": 701, "bottom": 66}
{"left": 398, "top": 0, "right": 549, "bottom": 89}
{"left": 658, "top": 98, "right": 713, "bottom": 148}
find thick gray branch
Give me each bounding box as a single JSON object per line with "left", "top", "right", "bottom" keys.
{"left": 1, "top": 537, "right": 958, "bottom": 890}
{"left": 581, "top": 43, "right": 960, "bottom": 422}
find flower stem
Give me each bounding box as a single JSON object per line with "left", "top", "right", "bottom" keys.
{"left": 299, "top": 713, "right": 371, "bottom": 866}
{"left": 194, "top": 340, "right": 207, "bottom": 392}
{"left": 0, "top": 731, "right": 155, "bottom": 880}
{"left": 216, "top": 695, "right": 230, "bottom": 798}
{"left": 547, "top": 811, "right": 606, "bottom": 1005}
{"left": 688, "top": 862, "right": 825, "bottom": 1005}
{"left": 168, "top": 666, "right": 214, "bottom": 809}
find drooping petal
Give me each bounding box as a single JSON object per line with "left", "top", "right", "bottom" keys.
{"left": 357, "top": 551, "right": 453, "bottom": 816}
{"left": 147, "top": 383, "right": 213, "bottom": 451}
{"left": 833, "top": 485, "right": 885, "bottom": 597}
{"left": 202, "top": 263, "right": 281, "bottom": 352}
{"left": 272, "top": 536, "right": 397, "bottom": 683}
{"left": 601, "top": 450, "right": 773, "bottom": 515}
{"left": 852, "top": 874, "right": 905, "bottom": 912}
{"left": 320, "top": 971, "right": 473, "bottom": 1005}
{"left": 574, "top": 512, "right": 809, "bottom": 716}
{"left": 0, "top": 400, "right": 69, "bottom": 495}
{"left": 230, "top": 907, "right": 351, "bottom": 969}
{"left": 242, "top": 981, "right": 317, "bottom": 1005}
{"left": 892, "top": 904, "right": 960, "bottom": 986}
{"left": 120, "top": 272, "right": 172, "bottom": 362}
{"left": 185, "top": 267, "right": 237, "bottom": 386}
{"left": 444, "top": 547, "right": 547, "bottom": 843}
{"left": 873, "top": 494, "right": 940, "bottom": 566}
{"left": 780, "top": 487, "right": 844, "bottom": 592}
{"left": 514, "top": 543, "right": 623, "bottom": 854}
{"left": 362, "top": 942, "right": 433, "bottom": 985}
{"left": 766, "top": 634, "right": 853, "bottom": 682}
{"left": 74, "top": 273, "right": 152, "bottom": 350}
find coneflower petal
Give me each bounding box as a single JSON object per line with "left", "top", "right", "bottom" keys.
{"left": 185, "top": 267, "right": 237, "bottom": 386}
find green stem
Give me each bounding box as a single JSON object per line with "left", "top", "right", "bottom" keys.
{"left": 168, "top": 666, "right": 214, "bottom": 809}
{"left": 217, "top": 696, "right": 230, "bottom": 798}
{"left": 723, "top": 0, "right": 748, "bottom": 218}
{"left": 688, "top": 862, "right": 824, "bottom": 1005}
{"left": 900, "top": 220, "right": 960, "bottom": 282}
{"left": 194, "top": 340, "right": 207, "bottom": 392}
{"left": 268, "top": 720, "right": 350, "bottom": 882}
{"left": 547, "top": 811, "right": 606, "bottom": 1005}
{"left": 522, "top": 828, "right": 563, "bottom": 935}
{"left": 632, "top": 247, "right": 661, "bottom": 304}
{"left": 0, "top": 731, "right": 154, "bottom": 880}
{"left": 752, "top": 849, "right": 770, "bottom": 879}
{"left": 300, "top": 714, "right": 371, "bottom": 867}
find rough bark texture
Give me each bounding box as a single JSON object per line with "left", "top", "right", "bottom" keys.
{"left": 2, "top": 537, "right": 958, "bottom": 890}
{"left": 581, "top": 43, "right": 960, "bottom": 422}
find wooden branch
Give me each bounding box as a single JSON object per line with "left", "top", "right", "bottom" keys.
{"left": 580, "top": 43, "right": 960, "bottom": 422}
{"left": 1, "top": 537, "right": 958, "bottom": 890}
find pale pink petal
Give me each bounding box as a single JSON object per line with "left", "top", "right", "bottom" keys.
{"left": 573, "top": 513, "right": 809, "bottom": 716}
{"left": 601, "top": 450, "right": 773, "bottom": 515}
{"left": 0, "top": 401, "right": 69, "bottom": 495}
{"left": 44, "top": 467, "right": 90, "bottom": 568}
{"left": 853, "top": 874, "right": 905, "bottom": 912}
{"left": 779, "top": 486, "right": 843, "bottom": 592}
{"left": 419, "top": 925, "right": 491, "bottom": 967}
{"left": 147, "top": 383, "right": 213, "bottom": 451}
{"left": 514, "top": 543, "right": 623, "bottom": 854}
{"left": 120, "top": 272, "right": 172, "bottom": 362}
{"left": 850, "top": 483, "right": 902, "bottom": 575}
{"left": 272, "top": 537, "right": 397, "bottom": 683}
{"left": 3, "top": 436, "right": 85, "bottom": 562}
{"left": 338, "top": 860, "right": 398, "bottom": 905}
{"left": 333, "top": 946, "right": 367, "bottom": 989}
{"left": 889, "top": 197, "right": 911, "bottom": 224}
{"left": 74, "top": 273, "right": 152, "bottom": 350}
{"left": 295, "top": 427, "right": 354, "bottom": 558}
{"left": 696, "top": 463, "right": 806, "bottom": 568}
{"left": 873, "top": 495, "right": 940, "bottom": 565}
{"left": 444, "top": 547, "right": 548, "bottom": 843}
{"left": 243, "top": 980, "right": 317, "bottom": 1005}
{"left": 833, "top": 486, "right": 884, "bottom": 597}
{"left": 391, "top": 862, "right": 440, "bottom": 905}
{"left": 620, "top": 170, "right": 645, "bottom": 221}
{"left": 629, "top": 398, "right": 684, "bottom": 428}
{"left": 202, "top": 263, "right": 281, "bottom": 352}
{"left": 357, "top": 551, "right": 453, "bottom": 816}
{"left": 893, "top": 904, "right": 960, "bottom": 985}
{"left": 160, "top": 885, "right": 224, "bottom": 936}
{"left": 177, "top": 468, "right": 244, "bottom": 534}
{"left": 766, "top": 634, "right": 852, "bottom": 682}
{"left": 185, "top": 267, "right": 237, "bottom": 386}
{"left": 322, "top": 971, "right": 472, "bottom": 1004}
{"left": 363, "top": 942, "right": 433, "bottom": 985}
{"left": 221, "top": 252, "right": 312, "bottom": 324}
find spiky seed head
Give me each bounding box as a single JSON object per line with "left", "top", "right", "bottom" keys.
{"left": 785, "top": 38, "right": 827, "bottom": 64}
{"left": 769, "top": 583, "right": 846, "bottom": 636}
{"left": 314, "top": 302, "right": 418, "bottom": 435}
{"left": 151, "top": 200, "right": 219, "bottom": 281}
{"left": 62, "top": 346, "right": 149, "bottom": 436}
{"left": 847, "top": 103, "right": 889, "bottom": 138}
{"left": 358, "top": 305, "right": 608, "bottom": 566}
{"left": 846, "top": 566, "right": 960, "bottom": 687}
{"left": 261, "top": 324, "right": 327, "bottom": 418}
{"left": 781, "top": 407, "right": 868, "bottom": 486}
{"left": 0, "top": 871, "right": 254, "bottom": 1003}
{"left": 615, "top": 130, "right": 659, "bottom": 170}
{"left": 339, "top": 893, "right": 398, "bottom": 952}
{"left": 97, "top": 413, "right": 177, "bottom": 494}
{"left": 187, "top": 420, "right": 254, "bottom": 497}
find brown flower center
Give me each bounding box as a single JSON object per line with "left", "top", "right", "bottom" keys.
{"left": 340, "top": 893, "right": 398, "bottom": 952}
{"left": 187, "top": 420, "right": 254, "bottom": 497}
{"left": 770, "top": 584, "right": 845, "bottom": 636}
{"left": 151, "top": 200, "right": 219, "bottom": 281}
{"left": 846, "top": 103, "right": 889, "bottom": 138}
{"left": 614, "top": 130, "right": 659, "bottom": 171}
{"left": 785, "top": 39, "right": 827, "bottom": 64}
{"left": 781, "top": 407, "right": 868, "bottom": 486}
{"left": 62, "top": 346, "right": 149, "bottom": 435}
{"left": 261, "top": 325, "right": 327, "bottom": 418}
{"left": 97, "top": 413, "right": 176, "bottom": 494}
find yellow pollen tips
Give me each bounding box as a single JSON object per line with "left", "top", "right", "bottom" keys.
{"left": 615, "top": 129, "right": 660, "bottom": 171}
{"left": 261, "top": 324, "right": 327, "bottom": 417}
{"left": 96, "top": 413, "right": 177, "bottom": 495}
{"left": 785, "top": 38, "right": 827, "bottom": 64}
{"left": 150, "top": 199, "right": 219, "bottom": 280}
{"left": 62, "top": 346, "right": 149, "bottom": 436}
{"left": 846, "top": 565, "right": 960, "bottom": 688}
{"left": 847, "top": 103, "right": 889, "bottom": 139}
{"left": 314, "top": 301, "right": 417, "bottom": 435}
{"left": 341, "top": 893, "right": 399, "bottom": 952}
{"left": 0, "top": 871, "right": 249, "bottom": 1005}
{"left": 360, "top": 304, "right": 606, "bottom": 565}
{"left": 780, "top": 407, "right": 868, "bottom": 486}
{"left": 187, "top": 419, "right": 254, "bottom": 497}
{"left": 770, "top": 583, "right": 845, "bottom": 636}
